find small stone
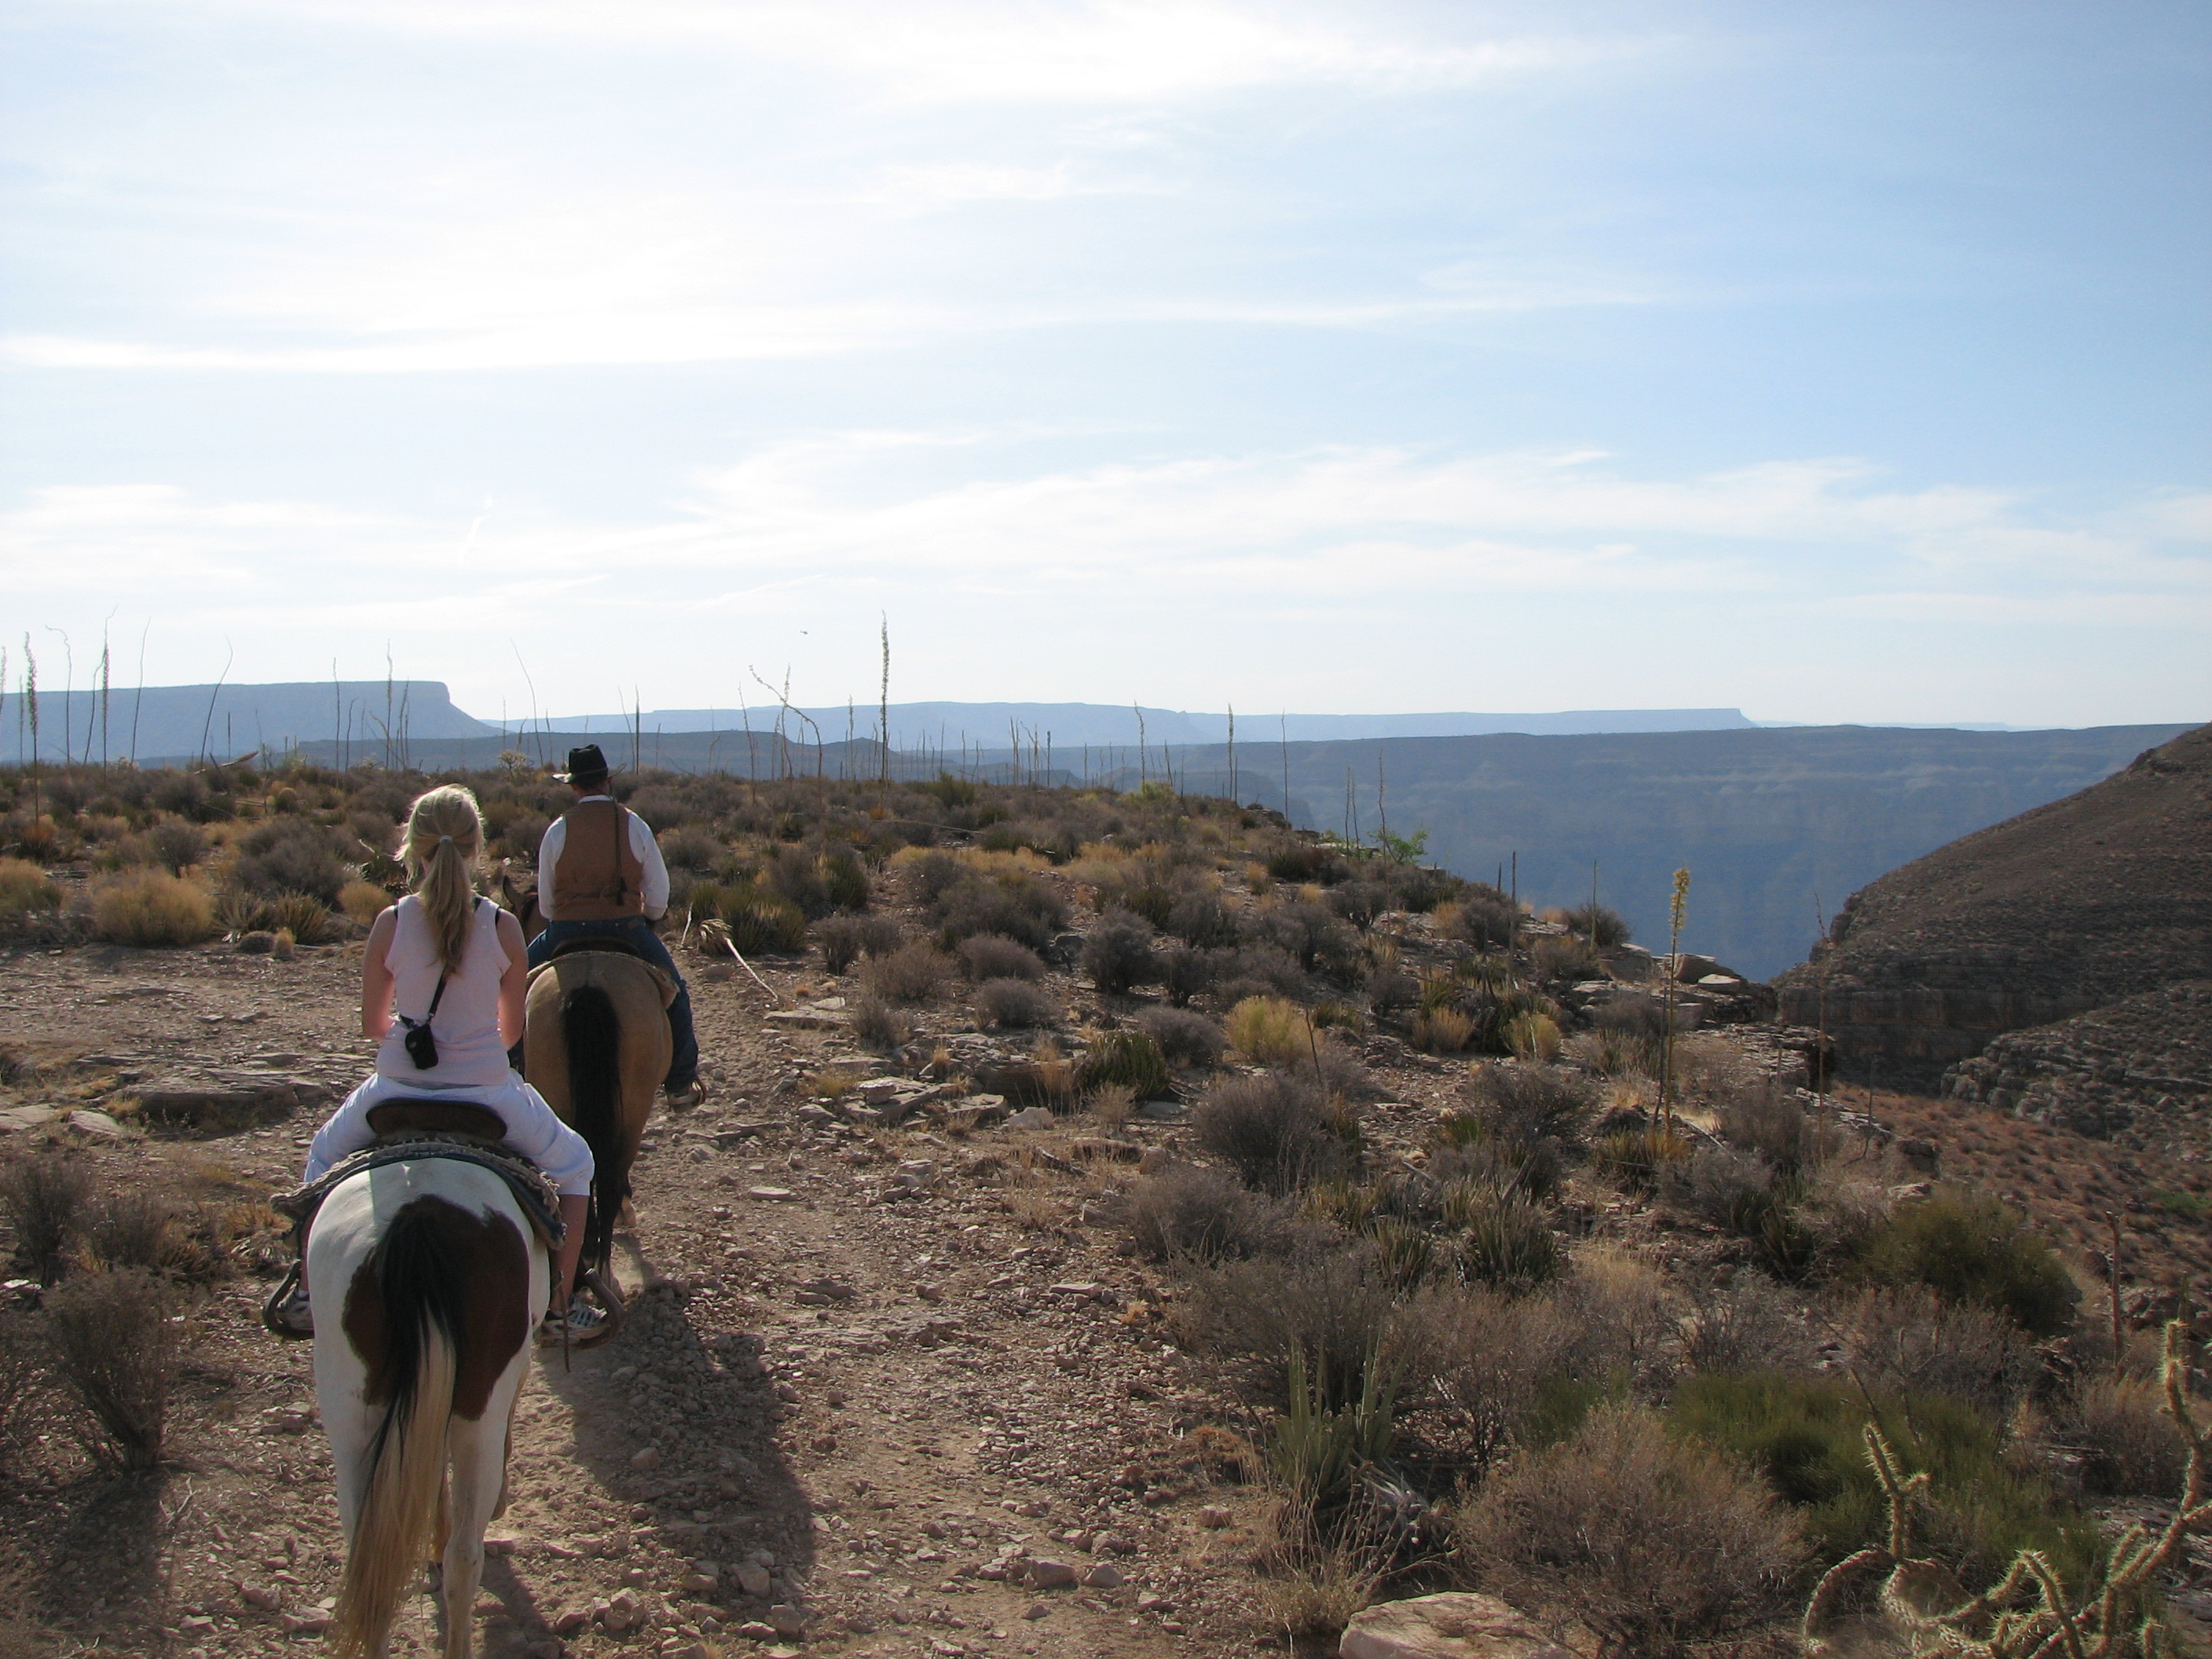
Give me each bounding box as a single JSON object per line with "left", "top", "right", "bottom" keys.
{"left": 1003, "top": 1107, "right": 1056, "bottom": 1130}
{"left": 735, "top": 1623, "right": 776, "bottom": 1642}
{"left": 1079, "top": 1563, "right": 1123, "bottom": 1589}
{"left": 276, "top": 1613, "right": 328, "bottom": 1635}
{"left": 767, "top": 1603, "right": 808, "bottom": 1635}
{"left": 1137, "top": 1147, "right": 1170, "bottom": 1174}
{"left": 811, "top": 1434, "right": 838, "bottom": 1454}
{"left": 1339, "top": 1591, "right": 1574, "bottom": 1659}
{"left": 746, "top": 1187, "right": 798, "bottom": 1203}
{"left": 1135, "top": 1595, "right": 1172, "bottom": 1613}
{"left": 1024, "top": 1558, "right": 1078, "bottom": 1589}
{"left": 67, "top": 1109, "right": 129, "bottom": 1139}
{"left": 237, "top": 1581, "right": 283, "bottom": 1611}
{"left": 552, "top": 1610, "right": 590, "bottom": 1634}
{"left": 629, "top": 1447, "right": 665, "bottom": 1471}
{"left": 734, "top": 1561, "right": 774, "bottom": 1598}
{"left": 1197, "top": 1506, "right": 1232, "bottom": 1529}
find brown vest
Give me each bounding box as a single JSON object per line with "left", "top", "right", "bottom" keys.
{"left": 551, "top": 800, "right": 645, "bottom": 921}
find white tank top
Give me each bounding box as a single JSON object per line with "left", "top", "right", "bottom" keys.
{"left": 373, "top": 894, "right": 513, "bottom": 1088}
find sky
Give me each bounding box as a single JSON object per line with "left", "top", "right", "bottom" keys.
{"left": 1, "top": 0, "right": 2207, "bottom": 730}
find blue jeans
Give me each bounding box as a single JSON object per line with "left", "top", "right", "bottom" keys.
{"left": 522, "top": 917, "right": 698, "bottom": 1090}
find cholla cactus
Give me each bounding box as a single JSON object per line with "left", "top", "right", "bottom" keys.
{"left": 1804, "top": 1320, "right": 2210, "bottom": 1657}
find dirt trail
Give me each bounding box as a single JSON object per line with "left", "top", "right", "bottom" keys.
{"left": 0, "top": 939, "right": 1290, "bottom": 1658}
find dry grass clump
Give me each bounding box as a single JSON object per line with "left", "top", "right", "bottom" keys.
{"left": 957, "top": 932, "right": 1045, "bottom": 982}
{"left": 694, "top": 879, "right": 810, "bottom": 956}
{"left": 92, "top": 871, "right": 216, "bottom": 946}
{"left": 1227, "top": 995, "right": 1310, "bottom": 1065}
{"left": 1456, "top": 1405, "right": 1803, "bottom": 1655}
{"left": 0, "top": 1152, "right": 93, "bottom": 1284}
{"left": 972, "top": 977, "right": 1060, "bottom": 1030}
{"left": 1408, "top": 1004, "right": 1475, "bottom": 1054}
{"left": 0, "top": 1309, "right": 43, "bottom": 1472}
{"left": 1562, "top": 1025, "right": 1651, "bottom": 1078}
{"left": 338, "top": 877, "right": 391, "bottom": 927}
{"left": 1502, "top": 1009, "right": 1561, "bottom": 1062}
{"left": 1135, "top": 1005, "right": 1225, "bottom": 1068}
{"left": 859, "top": 939, "right": 956, "bottom": 1005}
{"left": 1075, "top": 1027, "right": 1169, "bottom": 1099}
{"left": 815, "top": 912, "right": 905, "bottom": 974}
{"left": 1463, "top": 1062, "right": 1595, "bottom": 1140}
{"left": 0, "top": 859, "right": 58, "bottom": 925}
{"left": 1529, "top": 934, "right": 1602, "bottom": 983}
{"left": 44, "top": 1266, "right": 180, "bottom": 1470}
{"left": 1838, "top": 1285, "right": 2034, "bottom": 1413}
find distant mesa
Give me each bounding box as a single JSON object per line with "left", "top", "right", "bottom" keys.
{"left": 1776, "top": 723, "right": 2212, "bottom": 1101}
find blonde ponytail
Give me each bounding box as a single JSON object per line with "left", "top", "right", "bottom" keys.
{"left": 398, "top": 786, "right": 484, "bottom": 972}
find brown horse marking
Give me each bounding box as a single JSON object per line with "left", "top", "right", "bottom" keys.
{"left": 339, "top": 1195, "right": 531, "bottom": 1421}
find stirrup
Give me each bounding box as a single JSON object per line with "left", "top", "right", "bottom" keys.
{"left": 262, "top": 1262, "right": 314, "bottom": 1339}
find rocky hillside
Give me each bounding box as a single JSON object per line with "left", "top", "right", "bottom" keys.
{"left": 1776, "top": 723, "right": 2212, "bottom": 1090}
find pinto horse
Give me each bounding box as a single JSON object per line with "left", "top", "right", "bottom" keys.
{"left": 313, "top": 1153, "right": 546, "bottom": 1659}
{"left": 522, "top": 943, "right": 671, "bottom": 1320}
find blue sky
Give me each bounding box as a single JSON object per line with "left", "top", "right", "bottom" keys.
{"left": 2, "top": 1, "right": 2206, "bottom": 728}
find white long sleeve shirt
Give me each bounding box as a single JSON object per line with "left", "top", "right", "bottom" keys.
{"left": 537, "top": 796, "right": 671, "bottom": 921}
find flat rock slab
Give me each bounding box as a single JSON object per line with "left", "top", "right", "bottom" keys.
{"left": 1340, "top": 1593, "right": 1573, "bottom": 1659}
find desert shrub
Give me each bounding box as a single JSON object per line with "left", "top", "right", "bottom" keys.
{"left": 1264, "top": 840, "right": 1341, "bottom": 884}
{"left": 1155, "top": 944, "right": 1217, "bottom": 1006}
{"left": 1423, "top": 1284, "right": 1581, "bottom": 1468}
{"left": 1558, "top": 903, "right": 1632, "bottom": 948}
{"left": 1126, "top": 1164, "right": 1317, "bottom": 1262}
{"left": 1465, "top": 1064, "right": 1595, "bottom": 1140}
{"left": 1428, "top": 1120, "right": 1563, "bottom": 1203}
{"left": 1136, "top": 1006, "right": 1225, "bottom": 1068}
{"left": 1437, "top": 889, "right": 1518, "bottom": 950}
{"left": 936, "top": 873, "right": 1067, "bottom": 950}
{"left": 816, "top": 913, "right": 906, "bottom": 975}
{"left": 1592, "top": 988, "right": 1672, "bottom": 1041}
{"left": 1250, "top": 900, "right": 1350, "bottom": 973}
{"left": 1683, "top": 1274, "right": 1820, "bottom": 1376}
{"left": 1192, "top": 1071, "right": 1353, "bottom": 1194}
{"left": 899, "top": 848, "right": 969, "bottom": 904}
{"left": 1839, "top": 1286, "right": 2034, "bottom": 1414}
{"left": 814, "top": 846, "right": 871, "bottom": 912}
{"left": 1211, "top": 943, "right": 1309, "bottom": 1007}
{"left": 338, "top": 878, "right": 391, "bottom": 928}
{"left": 1079, "top": 910, "right": 1158, "bottom": 994}
{"left": 847, "top": 993, "right": 912, "bottom": 1050}
{"left": 1076, "top": 1028, "right": 1169, "bottom": 1098}
{"left": 1672, "top": 1144, "right": 1819, "bottom": 1276}
{"left": 1459, "top": 1405, "right": 1802, "bottom": 1654}
{"left": 657, "top": 824, "right": 722, "bottom": 872}
{"left": 0, "top": 859, "right": 59, "bottom": 925}
{"left": 958, "top": 932, "right": 1044, "bottom": 982}
{"left": 2067, "top": 1375, "right": 2191, "bottom": 1498}
{"left": 973, "top": 978, "right": 1059, "bottom": 1031}
{"left": 860, "top": 941, "right": 955, "bottom": 1005}
{"left": 1851, "top": 1192, "right": 2078, "bottom": 1339}
{"left": 1227, "top": 995, "right": 1311, "bottom": 1065}
{"left": 263, "top": 890, "right": 339, "bottom": 944}
{"left": 1589, "top": 1125, "right": 1691, "bottom": 1194}
{"left": 45, "top": 1266, "right": 179, "bottom": 1470}
{"left": 1177, "top": 1245, "right": 1406, "bottom": 1407}
{"left": 1671, "top": 1372, "right": 2098, "bottom": 1588}
{"left": 1529, "top": 935, "right": 1602, "bottom": 983}
{"left": 1166, "top": 888, "right": 1240, "bottom": 949}
{"left": 1453, "top": 1187, "right": 1561, "bottom": 1289}
{"left": 230, "top": 816, "right": 354, "bottom": 904}
{"left": 93, "top": 872, "right": 217, "bottom": 946}
{"left": 0, "top": 1154, "right": 91, "bottom": 1284}
{"left": 1718, "top": 1082, "right": 1837, "bottom": 1176}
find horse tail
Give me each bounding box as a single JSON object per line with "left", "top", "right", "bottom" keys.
{"left": 328, "top": 1205, "right": 463, "bottom": 1659}
{"left": 561, "top": 979, "right": 624, "bottom": 1272}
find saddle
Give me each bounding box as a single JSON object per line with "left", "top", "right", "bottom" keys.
{"left": 273, "top": 1108, "right": 566, "bottom": 1253}
{"left": 527, "top": 935, "right": 678, "bottom": 1008}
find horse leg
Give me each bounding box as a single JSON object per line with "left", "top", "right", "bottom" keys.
{"left": 441, "top": 1389, "right": 520, "bottom": 1659}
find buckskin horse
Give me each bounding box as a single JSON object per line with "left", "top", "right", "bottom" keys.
{"left": 313, "top": 1148, "right": 547, "bottom": 1659}
{"left": 522, "top": 940, "right": 672, "bottom": 1326}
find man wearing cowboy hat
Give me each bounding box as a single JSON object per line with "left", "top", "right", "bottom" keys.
{"left": 523, "top": 743, "right": 702, "bottom": 1106}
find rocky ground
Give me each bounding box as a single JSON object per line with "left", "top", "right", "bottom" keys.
{"left": 0, "top": 924, "right": 1482, "bottom": 1659}
{"left": 5, "top": 919, "right": 2212, "bottom": 1657}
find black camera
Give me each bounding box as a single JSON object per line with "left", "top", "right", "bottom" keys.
{"left": 402, "top": 1020, "right": 439, "bottom": 1070}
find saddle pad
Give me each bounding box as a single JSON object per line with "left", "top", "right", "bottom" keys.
{"left": 275, "top": 1135, "right": 566, "bottom": 1253}
{"left": 526, "top": 954, "right": 678, "bottom": 1009}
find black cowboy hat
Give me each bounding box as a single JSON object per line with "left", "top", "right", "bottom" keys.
{"left": 555, "top": 743, "right": 613, "bottom": 783}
